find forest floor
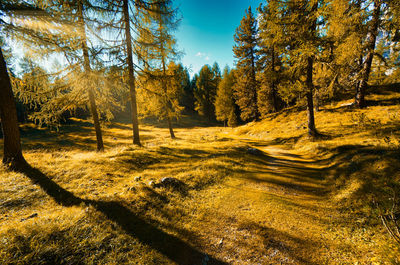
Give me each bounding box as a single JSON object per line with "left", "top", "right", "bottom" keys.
{"left": 1, "top": 87, "right": 400, "bottom": 264}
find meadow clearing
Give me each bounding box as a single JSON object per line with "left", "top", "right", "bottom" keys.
{"left": 1, "top": 89, "right": 400, "bottom": 264}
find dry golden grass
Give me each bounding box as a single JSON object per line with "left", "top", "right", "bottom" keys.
{"left": 1, "top": 90, "right": 400, "bottom": 264}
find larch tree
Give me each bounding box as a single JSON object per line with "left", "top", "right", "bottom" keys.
{"left": 118, "top": 0, "right": 142, "bottom": 145}
{"left": 233, "top": 7, "right": 259, "bottom": 122}
{"left": 77, "top": 0, "right": 104, "bottom": 151}
{"left": 215, "top": 66, "right": 238, "bottom": 127}
{"left": 355, "top": 0, "right": 382, "bottom": 108}
{"left": 0, "top": 1, "right": 47, "bottom": 167}
{"left": 136, "top": 0, "right": 181, "bottom": 138}
{"left": 328, "top": 0, "right": 400, "bottom": 108}
{"left": 137, "top": 61, "right": 184, "bottom": 137}
{"left": 194, "top": 64, "right": 219, "bottom": 121}
{"left": 258, "top": 1, "right": 285, "bottom": 116}
{"left": 275, "top": 0, "right": 323, "bottom": 137}
{"left": 0, "top": 46, "right": 25, "bottom": 167}
{"left": 6, "top": 0, "right": 124, "bottom": 151}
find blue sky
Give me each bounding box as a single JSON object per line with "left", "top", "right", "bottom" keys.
{"left": 174, "top": 0, "right": 261, "bottom": 76}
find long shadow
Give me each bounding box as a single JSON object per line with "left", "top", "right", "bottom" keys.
{"left": 17, "top": 163, "right": 228, "bottom": 265}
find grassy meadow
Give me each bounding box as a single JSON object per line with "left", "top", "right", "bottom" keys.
{"left": 1, "top": 88, "right": 400, "bottom": 264}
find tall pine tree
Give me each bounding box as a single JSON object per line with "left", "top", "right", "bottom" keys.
{"left": 233, "top": 7, "right": 259, "bottom": 122}
{"left": 215, "top": 66, "right": 238, "bottom": 127}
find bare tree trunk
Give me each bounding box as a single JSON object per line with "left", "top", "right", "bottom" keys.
{"left": 355, "top": 0, "right": 381, "bottom": 108}
{"left": 306, "top": 56, "right": 317, "bottom": 137}
{"left": 78, "top": 1, "right": 104, "bottom": 151}
{"left": 159, "top": 26, "right": 176, "bottom": 139}
{"left": 88, "top": 88, "right": 104, "bottom": 151}
{"left": 167, "top": 117, "right": 176, "bottom": 139}
{"left": 123, "top": 0, "right": 141, "bottom": 146}
{"left": 250, "top": 47, "right": 260, "bottom": 120}
{"left": 271, "top": 47, "right": 279, "bottom": 113}
{"left": 0, "top": 48, "right": 25, "bottom": 167}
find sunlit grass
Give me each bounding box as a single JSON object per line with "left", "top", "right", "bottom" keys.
{"left": 1, "top": 90, "right": 399, "bottom": 264}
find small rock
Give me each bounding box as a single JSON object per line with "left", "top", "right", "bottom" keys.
{"left": 218, "top": 238, "right": 223, "bottom": 246}
{"left": 247, "top": 147, "right": 263, "bottom": 155}
{"left": 128, "top": 186, "right": 136, "bottom": 192}
{"left": 134, "top": 176, "right": 142, "bottom": 182}
{"left": 161, "top": 177, "right": 179, "bottom": 186}
{"left": 113, "top": 137, "right": 117, "bottom": 141}
{"left": 20, "top": 213, "right": 38, "bottom": 222}
{"left": 149, "top": 180, "right": 156, "bottom": 187}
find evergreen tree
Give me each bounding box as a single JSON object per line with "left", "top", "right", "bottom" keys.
{"left": 194, "top": 64, "right": 219, "bottom": 121}
{"left": 215, "top": 66, "right": 238, "bottom": 127}
{"left": 233, "top": 7, "right": 259, "bottom": 122}
{"left": 273, "top": 0, "right": 323, "bottom": 136}
{"left": 355, "top": 0, "right": 382, "bottom": 108}
{"left": 121, "top": 0, "right": 142, "bottom": 145}
{"left": 328, "top": 0, "right": 400, "bottom": 108}
{"left": 176, "top": 64, "right": 194, "bottom": 113}
{"left": 258, "top": 1, "right": 285, "bottom": 116}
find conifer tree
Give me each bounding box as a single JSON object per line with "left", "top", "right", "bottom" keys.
{"left": 122, "top": 0, "right": 141, "bottom": 145}
{"left": 328, "top": 0, "right": 400, "bottom": 108}
{"left": 77, "top": 0, "right": 104, "bottom": 151}
{"left": 177, "top": 64, "right": 194, "bottom": 113}
{"left": 136, "top": 0, "right": 181, "bottom": 138}
{"left": 215, "top": 66, "right": 238, "bottom": 127}
{"left": 273, "top": 0, "right": 322, "bottom": 136}
{"left": 233, "top": 7, "right": 259, "bottom": 122}
{"left": 6, "top": 0, "right": 121, "bottom": 151}
{"left": 194, "top": 64, "right": 219, "bottom": 121}
{"left": 258, "top": 1, "right": 285, "bottom": 116}
{"left": 0, "top": 1, "right": 45, "bottom": 167}
{"left": 0, "top": 47, "right": 25, "bottom": 167}
{"left": 355, "top": 0, "right": 382, "bottom": 108}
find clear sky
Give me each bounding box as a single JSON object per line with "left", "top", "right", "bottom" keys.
{"left": 174, "top": 0, "right": 261, "bottom": 77}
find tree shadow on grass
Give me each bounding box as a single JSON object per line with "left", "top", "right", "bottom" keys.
{"left": 17, "top": 162, "right": 228, "bottom": 265}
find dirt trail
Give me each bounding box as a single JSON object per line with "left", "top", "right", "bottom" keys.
{"left": 192, "top": 141, "right": 368, "bottom": 264}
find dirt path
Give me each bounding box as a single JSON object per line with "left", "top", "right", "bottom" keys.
{"left": 186, "top": 141, "right": 371, "bottom": 264}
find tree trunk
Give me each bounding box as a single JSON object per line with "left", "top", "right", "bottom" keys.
{"left": 0, "top": 48, "right": 25, "bottom": 167}
{"left": 78, "top": 0, "right": 104, "bottom": 151}
{"left": 88, "top": 88, "right": 104, "bottom": 151}
{"left": 123, "top": 0, "right": 141, "bottom": 146}
{"left": 250, "top": 47, "right": 260, "bottom": 120}
{"left": 355, "top": 0, "right": 381, "bottom": 108}
{"left": 167, "top": 117, "right": 176, "bottom": 139}
{"left": 159, "top": 26, "right": 176, "bottom": 139}
{"left": 306, "top": 56, "right": 317, "bottom": 137}
{"left": 271, "top": 47, "right": 279, "bottom": 113}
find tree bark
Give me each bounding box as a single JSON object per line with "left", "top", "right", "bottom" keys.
{"left": 158, "top": 22, "right": 176, "bottom": 139}
{"left": 0, "top": 48, "right": 25, "bottom": 167}
{"left": 355, "top": 0, "right": 381, "bottom": 108}
{"left": 250, "top": 47, "right": 260, "bottom": 120}
{"left": 78, "top": 0, "right": 104, "bottom": 151}
{"left": 167, "top": 116, "right": 176, "bottom": 139}
{"left": 306, "top": 56, "right": 317, "bottom": 137}
{"left": 271, "top": 47, "right": 279, "bottom": 112}
{"left": 123, "top": 0, "right": 141, "bottom": 146}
